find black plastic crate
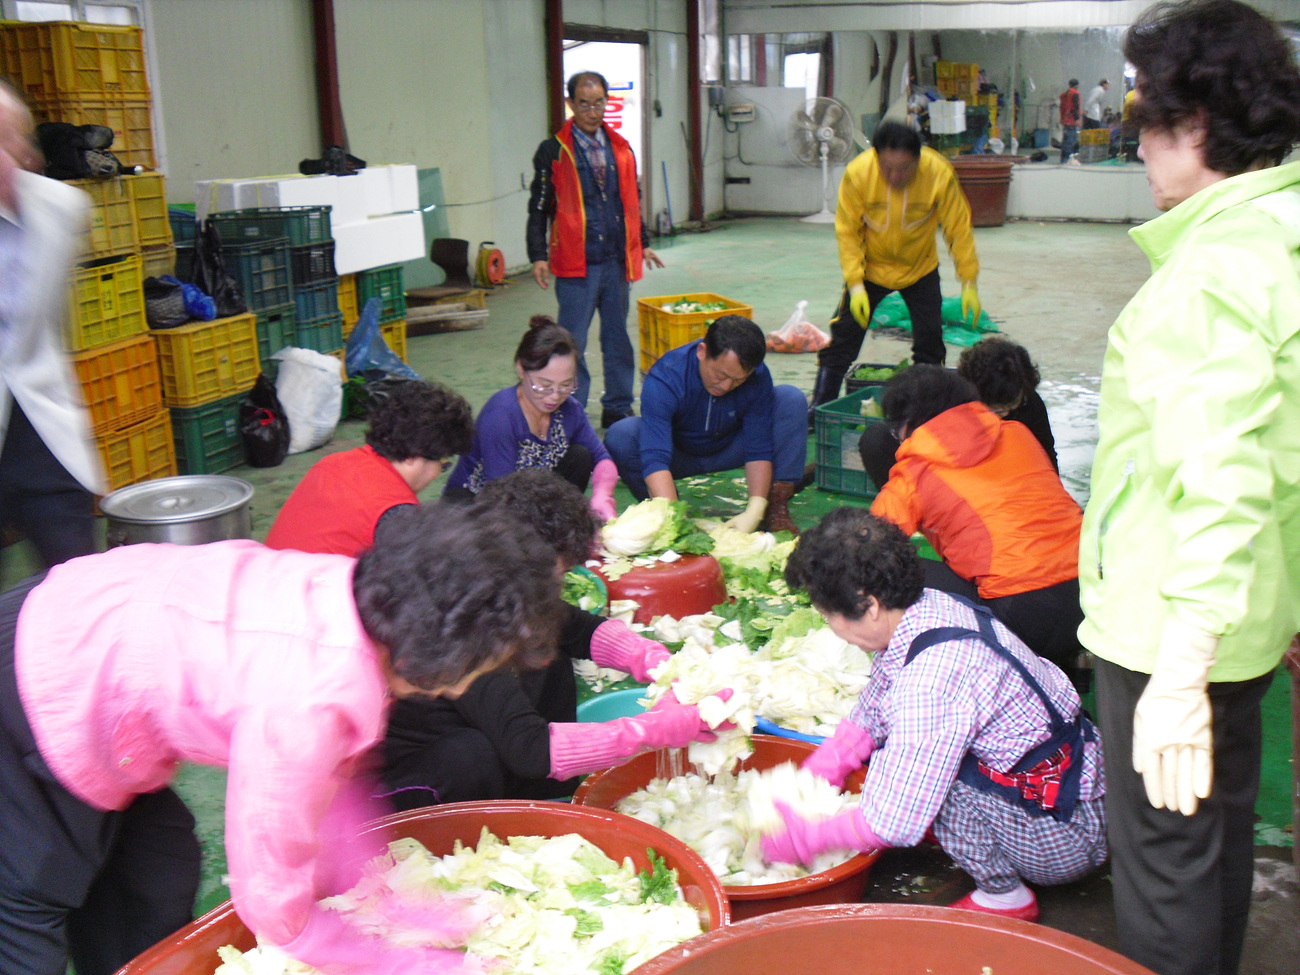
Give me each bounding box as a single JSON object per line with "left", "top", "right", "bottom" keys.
{"left": 844, "top": 360, "right": 908, "bottom": 394}
{"left": 292, "top": 277, "right": 340, "bottom": 323}
{"left": 356, "top": 264, "right": 406, "bottom": 322}
{"left": 290, "top": 241, "right": 336, "bottom": 286}
{"left": 170, "top": 392, "right": 244, "bottom": 475}
{"left": 225, "top": 237, "right": 292, "bottom": 312}
{"left": 174, "top": 244, "right": 195, "bottom": 283}
{"left": 295, "top": 312, "right": 343, "bottom": 354}
{"left": 209, "top": 206, "right": 332, "bottom": 247}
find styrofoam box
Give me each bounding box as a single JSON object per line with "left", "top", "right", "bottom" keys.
{"left": 930, "top": 99, "right": 966, "bottom": 119}
{"left": 358, "top": 167, "right": 393, "bottom": 218}
{"left": 386, "top": 164, "right": 418, "bottom": 212}
{"left": 931, "top": 115, "right": 966, "bottom": 135}
{"left": 332, "top": 211, "right": 424, "bottom": 275}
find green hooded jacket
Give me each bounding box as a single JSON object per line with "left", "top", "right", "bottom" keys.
{"left": 1078, "top": 161, "right": 1300, "bottom": 681}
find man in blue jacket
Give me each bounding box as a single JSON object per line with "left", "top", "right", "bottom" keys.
{"left": 604, "top": 316, "right": 807, "bottom": 533}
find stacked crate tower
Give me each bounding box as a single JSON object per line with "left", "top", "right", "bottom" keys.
{"left": 0, "top": 20, "right": 179, "bottom": 493}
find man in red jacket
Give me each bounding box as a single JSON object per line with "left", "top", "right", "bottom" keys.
{"left": 527, "top": 71, "right": 662, "bottom": 430}
{"left": 1059, "top": 79, "right": 1081, "bottom": 163}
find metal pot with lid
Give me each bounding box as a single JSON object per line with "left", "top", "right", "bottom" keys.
{"left": 101, "top": 475, "right": 255, "bottom": 548}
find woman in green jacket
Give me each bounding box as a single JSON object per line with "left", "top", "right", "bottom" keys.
{"left": 1078, "top": 3, "right": 1300, "bottom": 974}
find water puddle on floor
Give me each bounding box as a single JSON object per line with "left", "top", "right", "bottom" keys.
{"left": 1040, "top": 378, "right": 1101, "bottom": 506}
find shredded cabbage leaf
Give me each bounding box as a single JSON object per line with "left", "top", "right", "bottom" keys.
{"left": 213, "top": 831, "right": 703, "bottom": 975}
{"left": 616, "top": 762, "right": 860, "bottom": 886}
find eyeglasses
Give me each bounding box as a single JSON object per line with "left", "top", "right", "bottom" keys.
{"left": 573, "top": 98, "right": 607, "bottom": 114}
{"left": 527, "top": 377, "right": 576, "bottom": 396}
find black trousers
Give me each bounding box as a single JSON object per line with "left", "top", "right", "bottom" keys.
{"left": 0, "top": 400, "right": 97, "bottom": 571}
{"left": 818, "top": 268, "right": 945, "bottom": 376}
{"left": 0, "top": 576, "right": 200, "bottom": 975}
{"left": 920, "top": 560, "right": 1089, "bottom": 693}
{"left": 1095, "top": 657, "right": 1272, "bottom": 975}
{"left": 859, "top": 422, "right": 900, "bottom": 491}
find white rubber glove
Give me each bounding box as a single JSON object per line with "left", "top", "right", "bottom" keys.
{"left": 1132, "top": 617, "right": 1218, "bottom": 816}
{"left": 724, "top": 496, "right": 767, "bottom": 534}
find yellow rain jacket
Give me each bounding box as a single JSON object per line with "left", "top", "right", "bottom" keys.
{"left": 836, "top": 145, "right": 979, "bottom": 291}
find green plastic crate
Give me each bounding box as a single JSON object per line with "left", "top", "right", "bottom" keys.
{"left": 292, "top": 277, "right": 340, "bottom": 323}
{"left": 168, "top": 208, "right": 197, "bottom": 246}
{"left": 225, "top": 237, "right": 292, "bottom": 312}
{"left": 294, "top": 312, "right": 343, "bottom": 354}
{"left": 814, "top": 386, "right": 886, "bottom": 499}
{"left": 170, "top": 392, "right": 244, "bottom": 475}
{"left": 209, "top": 206, "right": 332, "bottom": 247}
{"left": 254, "top": 304, "right": 296, "bottom": 367}
{"left": 355, "top": 264, "right": 406, "bottom": 322}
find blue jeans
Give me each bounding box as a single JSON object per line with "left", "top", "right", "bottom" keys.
{"left": 554, "top": 260, "right": 634, "bottom": 414}
{"left": 604, "top": 385, "right": 809, "bottom": 500}
{"left": 1060, "top": 125, "right": 1079, "bottom": 163}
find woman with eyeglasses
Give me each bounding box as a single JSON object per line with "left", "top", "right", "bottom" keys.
{"left": 865, "top": 365, "right": 1089, "bottom": 693}
{"left": 443, "top": 315, "right": 619, "bottom": 520}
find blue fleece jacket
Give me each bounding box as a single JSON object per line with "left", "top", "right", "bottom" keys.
{"left": 639, "top": 340, "right": 775, "bottom": 476}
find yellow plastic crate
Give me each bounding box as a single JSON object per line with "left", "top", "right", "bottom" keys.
{"left": 70, "top": 176, "right": 136, "bottom": 260}
{"left": 150, "top": 312, "right": 260, "bottom": 408}
{"left": 67, "top": 252, "right": 145, "bottom": 352}
{"left": 326, "top": 348, "right": 347, "bottom": 380}
{"left": 381, "top": 319, "right": 407, "bottom": 363}
{"left": 95, "top": 409, "right": 175, "bottom": 495}
{"left": 935, "top": 61, "right": 954, "bottom": 79}
{"left": 0, "top": 21, "right": 149, "bottom": 99}
{"left": 123, "top": 171, "right": 171, "bottom": 248}
{"left": 337, "top": 273, "right": 358, "bottom": 326}
{"left": 139, "top": 242, "right": 176, "bottom": 280}
{"left": 72, "top": 331, "right": 163, "bottom": 435}
{"left": 1080, "top": 128, "right": 1111, "bottom": 146}
{"left": 31, "top": 93, "right": 155, "bottom": 171}
{"left": 635, "top": 293, "right": 753, "bottom": 374}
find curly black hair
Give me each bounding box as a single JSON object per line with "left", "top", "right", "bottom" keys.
{"left": 1125, "top": 0, "right": 1300, "bottom": 173}
{"left": 957, "top": 337, "right": 1041, "bottom": 411}
{"left": 515, "top": 314, "right": 579, "bottom": 373}
{"left": 475, "top": 468, "right": 600, "bottom": 568}
{"left": 703, "top": 315, "right": 766, "bottom": 372}
{"left": 880, "top": 364, "right": 979, "bottom": 433}
{"left": 365, "top": 381, "right": 474, "bottom": 463}
{"left": 784, "top": 508, "right": 925, "bottom": 618}
{"left": 353, "top": 500, "right": 563, "bottom": 690}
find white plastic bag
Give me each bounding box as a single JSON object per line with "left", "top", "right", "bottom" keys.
{"left": 272, "top": 347, "right": 343, "bottom": 454}
{"left": 766, "top": 300, "right": 830, "bottom": 353}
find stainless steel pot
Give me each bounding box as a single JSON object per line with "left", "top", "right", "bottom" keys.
{"left": 101, "top": 475, "right": 255, "bottom": 548}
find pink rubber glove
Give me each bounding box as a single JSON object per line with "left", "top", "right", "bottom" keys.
{"left": 590, "top": 458, "right": 619, "bottom": 522}
{"left": 760, "top": 801, "right": 887, "bottom": 867}
{"left": 279, "top": 906, "right": 485, "bottom": 975}
{"left": 802, "top": 720, "right": 876, "bottom": 788}
{"left": 589, "top": 619, "right": 672, "bottom": 682}
{"left": 549, "top": 689, "right": 733, "bottom": 779}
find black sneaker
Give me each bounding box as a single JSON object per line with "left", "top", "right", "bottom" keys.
{"left": 601, "top": 410, "right": 635, "bottom": 429}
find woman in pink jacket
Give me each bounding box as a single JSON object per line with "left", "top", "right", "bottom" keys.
{"left": 0, "top": 501, "right": 563, "bottom": 975}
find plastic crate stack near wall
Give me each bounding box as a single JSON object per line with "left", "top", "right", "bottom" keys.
{"left": 224, "top": 237, "right": 292, "bottom": 313}
{"left": 337, "top": 274, "right": 358, "bottom": 329}
{"left": 814, "top": 387, "right": 887, "bottom": 499}
{"left": 94, "top": 408, "right": 176, "bottom": 493}
{"left": 635, "top": 293, "right": 753, "bottom": 374}
{"left": 69, "top": 177, "right": 136, "bottom": 261}
{"left": 124, "top": 172, "right": 174, "bottom": 279}
{"left": 149, "top": 313, "right": 260, "bottom": 474}
{"left": 381, "top": 319, "right": 407, "bottom": 363}
{"left": 66, "top": 253, "right": 146, "bottom": 352}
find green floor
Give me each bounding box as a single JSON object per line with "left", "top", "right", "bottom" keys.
{"left": 1, "top": 216, "right": 1292, "bottom": 919}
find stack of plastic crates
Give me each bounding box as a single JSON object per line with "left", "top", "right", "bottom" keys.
{"left": 63, "top": 253, "right": 175, "bottom": 492}
{"left": 149, "top": 313, "right": 260, "bottom": 475}
{"left": 351, "top": 265, "right": 408, "bottom": 364}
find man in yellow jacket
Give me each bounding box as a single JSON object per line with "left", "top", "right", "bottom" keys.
{"left": 811, "top": 121, "right": 981, "bottom": 410}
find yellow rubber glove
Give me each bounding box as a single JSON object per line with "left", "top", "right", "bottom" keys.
{"left": 1132, "top": 618, "right": 1218, "bottom": 816}
{"left": 960, "top": 281, "right": 981, "bottom": 327}
{"left": 848, "top": 284, "right": 871, "bottom": 329}
{"left": 724, "top": 496, "right": 768, "bottom": 534}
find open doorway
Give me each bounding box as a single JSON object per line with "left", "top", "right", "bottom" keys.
{"left": 562, "top": 39, "right": 649, "bottom": 218}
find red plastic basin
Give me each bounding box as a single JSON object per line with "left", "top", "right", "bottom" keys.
{"left": 629, "top": 904, "right": 1158, "bottom": 975}
{"left": 595, "top": 553, "right": 727, "bottom": 624}
{"left": 573, "top": 735, "right": 876, "bottom": 921}
{"left": 117, "top": 800, "right": 730, "bottom": 973}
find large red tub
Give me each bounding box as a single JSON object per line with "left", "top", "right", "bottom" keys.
{"left": 629, "top": 904, "right": 1158, "bottom": 975}
{"left": 573, "top": 735, "right": 876, "bottom": 921}
{"left": 117, "top": 801, "right": 730, "bottom": 974}
{"left": 595, "top": 553, "right": 728, "bottom": 624}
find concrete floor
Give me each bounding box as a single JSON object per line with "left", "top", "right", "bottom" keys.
{"left": 3, "top": 215, "right": 1295, "bottom": 971}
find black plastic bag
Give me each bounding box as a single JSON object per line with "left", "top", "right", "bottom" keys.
{"left": 192, "top": 220, "right": 248, "bottom": 318}
{"left": 239, "top": 374, "right": 289, "bottom": 468}
{"left": 142, "top": 276, "right": 191, "bottom": 329}
{"left": 37, "top": 122, "right": 121, "bottom": 180}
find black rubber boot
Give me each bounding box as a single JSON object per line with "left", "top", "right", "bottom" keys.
{"left": 808, "top": 366, "right": 846, "bottom": 430}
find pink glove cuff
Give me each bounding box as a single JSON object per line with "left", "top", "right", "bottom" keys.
{"left": 589, "top": 619, "right": 672, "bottom": 682}
{"left": 591, "top": 459, "right": 619, "bottom": 503}
{"left": 802, "top": 720, "right": 875, "bottom": 788}
{"left": 549, "top": 704, "right": 702, "bottom": 781}
{"left": 761, "top": 804, "right": 887, "bottom": 866}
